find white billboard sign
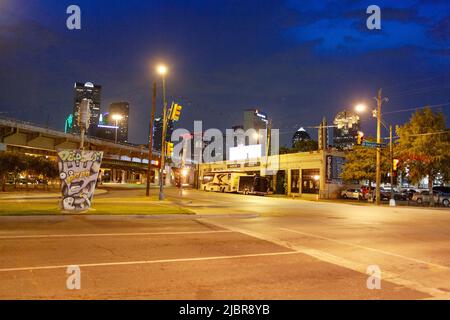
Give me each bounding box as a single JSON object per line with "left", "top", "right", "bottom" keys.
{"left": 229, "top": 144, "right": 262, "bottom": 161}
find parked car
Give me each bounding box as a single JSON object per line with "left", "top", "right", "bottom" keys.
{"left": 360, "top": 186, "right": 370, "bottom": 199}
{"left": 341, "top": 188, "right": 362, "bottom": 200}
{"left": 412, "top": 190, "right": 450, "bottom": 206}
{"left": 433, "top": 186, "right": 450, "bottom": 194}
{"left": 369, "top": 189, "right": 390, "bottom": 201}
{"left": 400, "top": 188, "right": 420, "bottom": 200}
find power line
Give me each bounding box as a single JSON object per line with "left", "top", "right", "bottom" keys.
{"left": 382, "top": 102, "right": 450, "bottom": 115}
{"left": 388, "top": 83, "right": 450, "bottom": 98}
{"left": 408, "top": 130, "right": 450, "bottom": 137}
{"left": 383, "top": 74, "right": 449, "bottom": 91}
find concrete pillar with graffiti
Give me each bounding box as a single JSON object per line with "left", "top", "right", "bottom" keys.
{"left": 57, "top": 149, "right": 104, "bottom": 212}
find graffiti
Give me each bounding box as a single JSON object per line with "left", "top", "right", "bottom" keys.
{"left": 57, "top": 150, "right": 103, "bottom": 211}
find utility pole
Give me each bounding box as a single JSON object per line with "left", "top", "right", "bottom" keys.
{"left": 78, "top": 99, "right": 90, "bottom": 151}
{"left": 262, "top": 118, "right": 272, "bottom": 177}
{"left": 375, "top": 88, "right": 388, "bottom": 206}
{"left": 159, "top": 74, "right": 168, "bottom": 201}
{"left": 146, "top": 82, "right": 157, "bottom": 197}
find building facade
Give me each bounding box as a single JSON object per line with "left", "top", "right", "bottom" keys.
{"left": 243, "top": 109, "right": 268, "bottom": 136}
{"left": 71, "top": 82, "right": 102, "bottom": 136}
{"left": 109, "top": 102, "right": 129, "bottom": 143}
{"left": 292, "top": 127, "right": 311, "bottom": 147}
{"left": 332, "top": 110, "right": 360, "bottom": 150}
{"left": 198, "top": 149, "right": 346, "bottom": 199}
{"left": 152, "top": 117, "right": 174, "bottom": 152}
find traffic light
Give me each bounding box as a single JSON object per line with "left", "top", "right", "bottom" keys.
{"left": 166, "top": 142, "right": 174, "bottom": 157}
{"left": 170, "top": 103, "right": 183, "bottom": 121}
{"left": 393, "top": 158, "right": 399, "bottom": 171}
{"left": 357, "top": 131, "right": 365, "bottom": 145}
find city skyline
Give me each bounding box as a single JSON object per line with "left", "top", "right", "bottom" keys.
{"left": 1, "top": 1, "right": 450, "bottom": 303}
{"left": 0, "top": 1, "right": 449, "bottom": 146}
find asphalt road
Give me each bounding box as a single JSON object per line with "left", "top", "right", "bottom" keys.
{"left": 0, "top": 187, "right": 449, "bottom": 299}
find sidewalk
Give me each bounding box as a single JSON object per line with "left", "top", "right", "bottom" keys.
{"left": 266, "top": 193, "right": 450, "bottom": 209}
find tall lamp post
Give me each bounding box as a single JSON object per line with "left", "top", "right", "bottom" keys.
{"left": 146, "top": 82, "right": 157, "bottom": 197}
{"left": 157, "top": 64, "right": 168, "bottom": 201}
{"left": 355, "top": 89, "right": 392, "bottom": 206}
{"left": 111, "top": 114, "right": 123, "bottom": 144}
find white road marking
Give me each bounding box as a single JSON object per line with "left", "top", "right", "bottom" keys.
{"left": 0, "top": 230, "right": 233, "bottom": 240}
{"left": 280, "top": 227, "right": 450, "bottom": 270}
{"left": 0, "top": 251, "right": 298, "bottom": 273}
{"left": 203, "top": 220, "right": 450, "bottom": 299}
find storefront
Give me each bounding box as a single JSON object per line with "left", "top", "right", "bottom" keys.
{"left": 198, "top": 149, "right": 346, "bottom": 199}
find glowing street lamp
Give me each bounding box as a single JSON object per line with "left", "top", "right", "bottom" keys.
{"left": 355, "top": 103, "right": 367, "bottom": 113}
{"left": 352, "top": 90, "right": 392, "bottom": 206}
{"left": 111, "top": 114, "right": 123, "bottom": 143}
{"left": 156, "top": 64, "right": 167, "bottom": 76}
{"left": 156, "top": 64, "right": 168, "bottom": 201}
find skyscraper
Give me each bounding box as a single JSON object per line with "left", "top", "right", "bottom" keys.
{"left": 71, "top": 82, "right": 101, "bottom": 136}
{"left": 109, "top": 102, "right": 129, "bottom": 143}
{"left": 152, "top": 117, "right": 174, "bottom": 152}
{"left": 332, "top": 110, "right": 361, "bottom": 150}
{"left": 96, "top": 113, "right": 115, "bottom": 141}
{"left": 292, "top": 127, "right": 311, "bottom": 147}
{"left": 243, "top": 109, "right": 268, "bottom": 132}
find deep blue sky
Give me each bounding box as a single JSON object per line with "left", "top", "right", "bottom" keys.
{"left": 1, "top": 0, "right": 449, "bottom": 146}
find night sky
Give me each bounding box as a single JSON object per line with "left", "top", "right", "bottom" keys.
{"left": 1, "top": 0, "right": 449, "bottom": 146}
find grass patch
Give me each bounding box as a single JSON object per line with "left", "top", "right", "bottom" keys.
{"left": 0, "top": 199, "right": 194, "bottom": 216}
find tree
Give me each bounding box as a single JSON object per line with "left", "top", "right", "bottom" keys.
{"left": 0, "top": 152, "right": 26, "bottom": 191}
{"left": 279, "top": 140, "right": 319, "bottom": 154}
{"left": 292, "top": 140, "right": 318, "bottom": 152}
{"left": 396, "top": 108, "right": 450, "bottom": 206}
{"left": 26, "top": 156, "right": 59, "bottom": 189}
{"left": 341, "top": 137, "right": 390, "bottom": 188}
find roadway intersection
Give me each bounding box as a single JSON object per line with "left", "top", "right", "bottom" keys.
{"left": 0, "top": 188, "right": 449, "bottom": 299}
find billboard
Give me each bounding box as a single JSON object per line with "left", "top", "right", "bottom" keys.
{"left": 229, "top": 144, "right": 262, "bottom": 161}
{"left": 57, "top": 150, "right": 103, "bottom": 211}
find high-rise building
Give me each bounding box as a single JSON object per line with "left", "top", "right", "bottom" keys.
{"left": 292, "top": 127, "right": 311, "bottom": 147}
{"left": 96, "top": 113, "right": 115, "bottom": 141}
{"left": 71, "top": 82, "right": 101, "bottom": 136}
{"left": 243, "top": 108, "right": 268, "bottom": 146}
{"left": 109, "top": 102, "right": 129, "bottom": 143}
{"left": 243, "top": 109, "right": 268, "bottom": 132}
{"left": 332, "top": 110, "right": 361, "bottom": 150}
{"left": 152, "top": 117, "right": 174, "bottom": 152}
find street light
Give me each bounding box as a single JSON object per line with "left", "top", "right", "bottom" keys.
{"left": 354, "top": 92, "right": 392, "bottom": 206}
{"left": 157, "top": 64, "right": 167, "bottom": 76}
{"left": 157, "top": 64, "right": 168, "bottom": 201}
{"left": 111, "top": 114, "right": 123, "bottom": 143}
{"left": 355, "top": 103, "right": 367, "bottom": 113}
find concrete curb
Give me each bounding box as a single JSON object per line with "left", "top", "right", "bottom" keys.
{"left": 0, "top": 188, "right": 108, "bottom": 200}
{"left": 0, "top": 213, "right": 259, "bottom": 219}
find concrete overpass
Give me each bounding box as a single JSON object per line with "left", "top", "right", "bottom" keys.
{"left": 0, "top": 117, "right": 161, "bottom": 183}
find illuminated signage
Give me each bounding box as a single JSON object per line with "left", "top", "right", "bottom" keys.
{"left": 229, "top": 144, "right": 262, "bottom": 161}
